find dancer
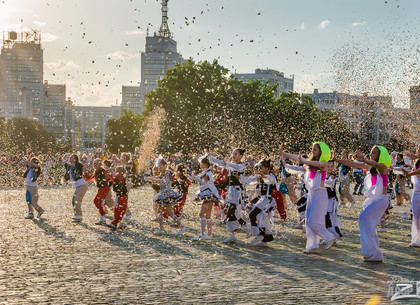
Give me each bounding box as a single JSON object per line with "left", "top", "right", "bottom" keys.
{"left": 338, "top": 152, "right": 355, "bottom": 207}
{"left": 248, "top": 159, "right": 277, "bottom": 247}
{"left": 146, "top": 156, "right": 183, "bottom": 235}
{"left": 23, "top": 157, "right": 45, "bottom": 219}
{"left": 84, "top": 159, "right": 111, "bottom": 225}
{"left": 189, "top": 157, "right": 221, "bottom": 240}
{"left": 171, "top": 165, "right": 191, "bottom": 234}
{"left": 107, "top": 166, "right": 129, "bottom": 229}
{"left": 64, "top": 154, "right": 87, "bottom": 223}
{"left": 284, "top": 159, "right": 307, "bottom": 230}
{"left": 324, "top": 161, "right": 343, "bottom": 240}
{"left": 333, "top": 146, "right": 391, "bottom": 262}
{"left": 279, "top": 142, "right": 336, "bottom": 254}
{"left": 403, "top": 144, "right": 420, "bottom": 247}
{"left": 208, "top": 149, "right": 247, "bottom": 243}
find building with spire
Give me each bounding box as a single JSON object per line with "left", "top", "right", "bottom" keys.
{"left": 122, "top": 0, "right": 185, "bottom": 114}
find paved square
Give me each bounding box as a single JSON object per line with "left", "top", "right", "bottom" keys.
{"left": 0, "top": 186, "right": 418, "bottom": 304}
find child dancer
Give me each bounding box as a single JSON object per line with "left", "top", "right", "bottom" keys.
{"left": 338, "top": 153, "right": 355, "bottom": 207}
{"left": 280, "top": 142, "right": 336, "bottom": 254}
{"left": 147, "top": 157, "right": 183, "bottom": 235}
{"left": 324, "top": 161, "right": 343, "bottom": 241}
{"left": 403, "top": 144, "right": 420, "bottom": 247}
{"left": 23, "top": 157, "right": 45, "bottom": 219}
{"left": 107, "top": 166, "right": 128, "bottom": 229}
{"left": 334, "top": 146, "right": 391, "bottom": 262}
{"left": 248, "top": 159, "right": 277, "bottom": 247}
{"left": 85, "top": 159, "right": 111, "bottom": 225}
{"left": 214, "top": 166, "right": 229, "bottom": 219}
{"left": 284, "top": 161, "right": 307, "bottom": 230}
{"left": 190, "top": 157, "right": 221, "bottom": 240}
{"left": 208, "top": 149, "right": 247, "bottom": 243}
{"left": 64, "top": 154, "right": 87, "bottom": 223}
{"left": 171, "top": 165, "right": 191, "bottom": 234}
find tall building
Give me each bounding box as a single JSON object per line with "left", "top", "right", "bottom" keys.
{"left": 307, "top": 89, "right": 403, "bottom": 146}
{"left": 121, "top": 85, "right": 142, "bottom": 113}
{"left": 65, "top": 105, "right": 121, "bottom": 151}
{"left": 122, "top": 0, "right": 184, "bottom": 114}
{"left": 235, "top": 69, "right": 294, "bottom": 98}
{"left": 43, "top": 81, "right": 66, "bottom": 138}
{"left": 0, "top": 30, "right": 44, "bottom": 121}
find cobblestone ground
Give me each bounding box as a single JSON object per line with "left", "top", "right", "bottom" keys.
{"left": 0, "top": 185, "right": 419, "bottom": 304}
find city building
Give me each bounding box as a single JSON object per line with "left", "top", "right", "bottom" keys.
{"left": 43, "top": 81, "right": 66, "bottom": 138}
{"left": 121, "top": 85, "right": 142, "bottom": 114}
{"left": 0, "top": 30, "right": 44, "bottom": 122}
{"left": 235, "top": 69, "right": 294, "bottom": 98}
{"left": 65, "top": 104, "right": 121, "bottom": 151}
{"left": 307, "top": 89, "right": 415, "bottom": 147}
{"left": 122, "top": 0, "right": 185, "bottom": 113}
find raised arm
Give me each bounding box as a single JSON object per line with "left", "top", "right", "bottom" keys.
{"left": 332, "top": 149, "right": 367, "bottom": 170}
{"left": 355, "top": 150, "right": 387, "bottom": 174}
{"left": 278, "top": 144, "right": 300, "bottom": 162}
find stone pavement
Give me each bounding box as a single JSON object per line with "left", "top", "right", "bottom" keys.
{"left": 0, "top": 186, "right": 418, "bottom": 304}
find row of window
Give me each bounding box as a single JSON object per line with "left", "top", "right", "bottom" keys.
{"left": 7, "top": 65, "right": 41, "bottom": 72}
{"left": 123, "top": 92, "right": 141, "bottom": 98}
{"left": 144, "top": 58, "right": 178, "bottom": 65}
{"left": 6, "top": 76, "right": 41, "bottom": 83}
{"left": 4, "top": 54, "right": 41, "bottom": 61}
{"left": 144, "top": 68, "right": 165, "bottom": 75}
{"left": 44, "top": 109, "right": 64, "bottom": 117}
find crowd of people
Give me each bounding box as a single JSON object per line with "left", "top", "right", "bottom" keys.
{"left": 5, "top": 142, "right": 420, "bottom": 262}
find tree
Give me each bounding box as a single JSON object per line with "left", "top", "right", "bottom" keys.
{"left": 1, "top": 117, "right": 66, "bottom": 154}
{"left": 105, "top": 110, "right": 144, "bottom": 153}
{"left": 142, "top": 59, "right": 360, "bottom": 155}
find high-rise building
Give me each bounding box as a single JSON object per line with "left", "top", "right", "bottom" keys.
{"left": 65, "top": 104, "right": 121, "bottom": 150}
{"left": 0, "top": 30, "right": 44, "bottom": 121}
{"left": 121, "top": 85, "right": 142, "bottom": 113}
{"left": 235, "top": 69, "right": 294, "bottom": 98}
{"left": 43, "top": 81, "right": 66, "bottom": 138}
{"left": 122, "top": 0, "right": 185, "bottom": 114}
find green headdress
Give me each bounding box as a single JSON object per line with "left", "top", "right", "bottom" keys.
{"left": 375, "top": 145, "right": 391, "bottom": 168}
{"left": 310, "top": 141, "right": 331, "bottom": 163}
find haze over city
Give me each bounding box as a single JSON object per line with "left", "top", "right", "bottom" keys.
{"left": 1, "top": 0, "right": 418, "bottom": 107}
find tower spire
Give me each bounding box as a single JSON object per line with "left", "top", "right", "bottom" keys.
{"left": 157, "top": 0, "right": 171, "bottom": 38}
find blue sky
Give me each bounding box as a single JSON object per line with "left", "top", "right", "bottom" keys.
{"left": 0, "top": 0, "right": 418, "bottom": 107}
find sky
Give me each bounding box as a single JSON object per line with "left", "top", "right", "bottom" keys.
{"left": 0, "top": 0, "right": 419, "bottom": 107}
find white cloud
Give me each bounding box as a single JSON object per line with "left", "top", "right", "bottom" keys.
{"left": 33, "top": 20, "right": 47, "bottom": 27}
{"left": 41, "top": 33, "right": 58, "bottom": 43}
{"left": 125, "top": 30, "right": 145, "bottom": 35}
{"left": 106, "top": 50, "right": 140, "bottom": 60}
{"left": 352, "top": 21, "right": 366, "bottom": 27}
{"left": 45, "top": 60, "right": 80, "bottom": 72}
{"left": 300, "top": 23, "right": 305, "bottom": 30}
{"left": 319, "top": 20, "right": 330, "bottom": 29}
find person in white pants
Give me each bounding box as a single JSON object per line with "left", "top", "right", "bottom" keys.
{"left": 403, "top": 144, "right": 420, "bottom": 247}
{"left": 334, "top": 146, "right": 391, "bottom": 262}
{"left": 279, "top": 141, "right": 335, "bottom": 254}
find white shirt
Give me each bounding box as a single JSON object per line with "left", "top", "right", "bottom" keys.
{"left": 26, "top": 168, "right": 38, "bottom": 187}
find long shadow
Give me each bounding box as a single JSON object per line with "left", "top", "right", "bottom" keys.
{"left": 32, "top": 218, "right": 75, "bottom": 242}
{"left": 77, "top": 222, "right": 196, "bottom": 258}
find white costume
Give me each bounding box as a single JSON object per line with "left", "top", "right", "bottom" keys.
{"left": 359, "top": 171, "right": 389, "bottom": 261}
{"left": 209, "top": 156, "right": 246, "bottom": 232}
{"left": 410, "top": 167, "right": 420, "bottom": 246}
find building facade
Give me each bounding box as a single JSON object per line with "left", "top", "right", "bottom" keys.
{"left": 307, "top": 89, "right": 414, "bottom": 147}
{"left": 121, "top": 85, "right": 142, "bottom": 113}
{"left": 0, "top": 30, "right": 44, "bottom": 122}
{"left": 235, "top": 69, "right": 294, "bottom": 98}
{"left": 65, "top": 105, "right": 121, "bottom": 151}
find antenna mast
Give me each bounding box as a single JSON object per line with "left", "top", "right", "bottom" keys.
{"left": 157, "top": 0, "right": 171, "bottom": 38}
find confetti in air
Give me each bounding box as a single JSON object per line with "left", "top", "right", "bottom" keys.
{"left": 136, "top": 106, "right": 166, "bottom": 173}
